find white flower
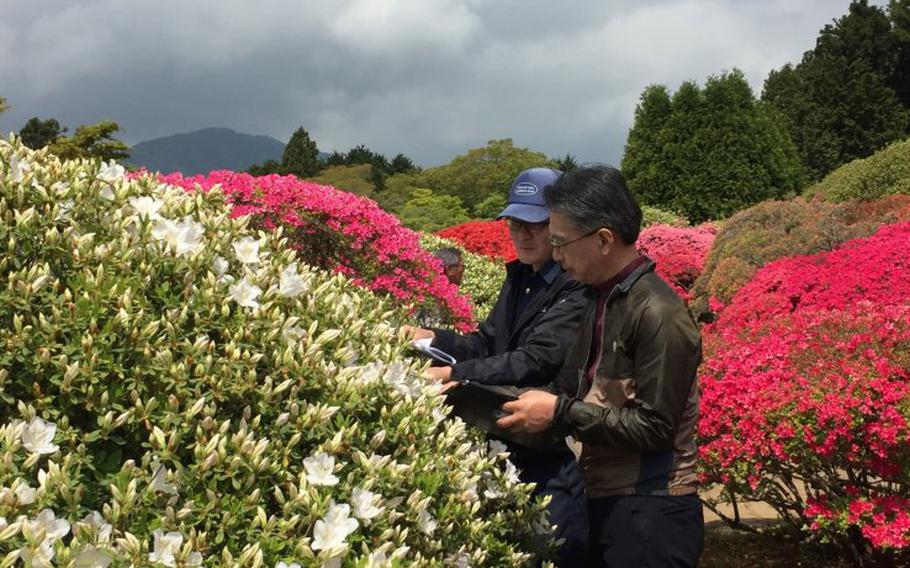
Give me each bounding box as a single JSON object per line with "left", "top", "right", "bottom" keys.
{"left": 83, "top": 511, "right": 113, "bottom": 542}
{"left": 417, "top": 509, "right": 437, "bottom": 536}
{"left": 281, "top": 326, "right": 307, "bottom": 343}
{"left": 148, "top": 530, "right": 180, "bottom": 566}
{"left": 483, "top": 481, "right": 506, "bottom": 500}
{"left": 51, "top": 181, "right": 69, "bottom": 195}
{"left": 13, "top": 479, "right": 37, "bottom": 505}
{"left": 56, "top": 199, "right": 74, "bottom": 221}
{"left": 276, "top": 563, "right": 301, "bottom": 568}
{"left": 303, "top": 452, "right": 339, "bottom": 486}
{"left": 128, "top": 196, "right": 164, "bottom": 220}
{"left": 232, "top": 236, "right": 260, "bottom": 264}
{"left": 311, "top": 502, "right": 359, "bottom": 551}
{"left": 503, "top": 460, "right": 522, "bottom": 485}
{"left": 386, "top": 367, "right": 422, "bottom": 399}
{"left": 150, "top": 459, "right": 178, "bottom": 495}
{"left": 359, "top": 362, "right": 384, "bottom": 384}
{"left": 279, "top": 263, "right": 308, "bottom": 297}
{"left": 27, "top": 508, "right": 71, "bottom": 543}
{"left": 18, "top": 539, "right": 55, "bottom": 568}
{"left": 446, "top": 552, "right": 472, "bottom": 568}
{"left": 0, "top": 516, "right": 7, "bottom": 531}
{"left": 320, "top": 560, "right": 342, "bottom": 568}
{"left": 460, "top": 481, "right": 479, "bottom": 504}
{"left": 174, "top": 217, "right": 205, "bottom": 255}
{"left": 74, "top": 544, "right": 113, "bottom": 568}
{"left": 212, "top": 256, "right": 234, "bottom": 284}
{"left": 9, "top": 154, "right": 29, "bottom": 183}
{"left": 213, "top": 256, "right": 229, "bottom": 276}
{"left": 365, "top": 550, "right": 390, "bottom": 568}
{"left": 431, "top": 407, "right": 447, "bottom": 427}
{"left": 151, "top": 216, "right": 205, "bottom": 256}
{"left": 350, "top": 487, "right": 382, "bottom": 522}
{"left": 97, "top": 160, "right": 125, "bottom": 183}
{"left": 99, "top": 187, "right": 115, "bottom": 201}
{"left": 487, "top": 440, "right": 508, "bottom": 457}
{"left": 229, "top": 277, "right": 262, "bottom": 309}
{"left": 21, "top": 417, "right": 59, "bottom": 455}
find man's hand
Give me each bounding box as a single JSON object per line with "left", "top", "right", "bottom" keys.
{"left": 438, "top": 380, "right": 460, "bottom": 394}
{"left": 401, "top": 325, "right": 434, "bottom": 341}
{"left": 424, "top": 366, "right": 452, "bottom": 382}
{"left": 497, "top": 390, "right": 558, "bottom": 433}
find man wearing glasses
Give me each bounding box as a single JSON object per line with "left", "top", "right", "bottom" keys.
{"left": 497, "top": 165, "right": 703, "bottom": 567}
{"left": 406, "top": 167, "right": 590, "bottom": 566}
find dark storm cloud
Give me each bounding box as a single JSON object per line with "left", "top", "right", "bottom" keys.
{"left": 0, "top": 0, "right": 879, "bottom": 166}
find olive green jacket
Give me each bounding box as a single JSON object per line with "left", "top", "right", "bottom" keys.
{"left": 552, "top": 257, "right": 701, "bottom": 497}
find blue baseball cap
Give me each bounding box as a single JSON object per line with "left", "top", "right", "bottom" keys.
{"left": 496, "top": 167, "right": 561, "bottom": 223}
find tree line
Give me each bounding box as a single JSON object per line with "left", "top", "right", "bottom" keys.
{"left": 623, "top": 0, "right": 910, "bottom": 222}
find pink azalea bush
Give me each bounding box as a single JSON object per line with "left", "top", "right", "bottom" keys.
{"left": 636, "top": 224, "right": 717, "bottom": 301}
{"left": 699, "top": 222, "right": 910, "bottom": 557}
{"left": 155, "top": 171, "right": 475, "bottom": 330}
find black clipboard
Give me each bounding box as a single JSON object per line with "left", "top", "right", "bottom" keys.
{"left": 444, "top": 381, "right": 566, "bottom": 450}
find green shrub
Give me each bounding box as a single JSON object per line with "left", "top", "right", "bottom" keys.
{"left": 806, "top": 137, "right": 910, "bottom": 202}
{"left": 641, "top": 205, "right": 688, "bottom": 227}
{"left": 0, "top": 140, "right": 551, "bottom": 567}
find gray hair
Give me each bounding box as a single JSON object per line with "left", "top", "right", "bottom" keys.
{"left": 432, "top": 247, "right": 463, "bottom": 268}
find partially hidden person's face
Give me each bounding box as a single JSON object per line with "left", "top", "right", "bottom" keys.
{"left": 444, "top": 263, "right": 465, "bottom": 286}
{"left": 507, "top": 217, "right": 553, "bottom": 269}
{"left": 548, "top": 211, "right": 610, "bottom": 285}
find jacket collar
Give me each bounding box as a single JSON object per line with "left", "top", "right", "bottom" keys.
{"left": 506, "top": 260, "right": 568, "bottom": 338}
{"left": 505, "top": 259, "right": 561, "bottom": 285}
{"left": 605, "top": 256, "right": 656, "bottom": 302}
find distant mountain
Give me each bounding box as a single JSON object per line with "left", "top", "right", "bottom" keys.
{"left": 127, "top": 127, "right": 286, "bottom": 175}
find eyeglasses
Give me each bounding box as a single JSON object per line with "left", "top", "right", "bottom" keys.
{"left": 548, "top": 228, "right": 600, "bottom": 249}
{"left": 506, "top": 218, "right": 549, "bottom": 234}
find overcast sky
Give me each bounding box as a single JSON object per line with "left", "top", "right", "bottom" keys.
{"left": 0, "top": 0, "right": 886, "bottom": 167}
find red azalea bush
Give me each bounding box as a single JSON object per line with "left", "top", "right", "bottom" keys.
{"left": 155, "top": 170, "right": 475, "bottom": 330}
{"left": 636, "top": 223, "right": 716, "bottom": 301}
{"left": 691, "top": 195, "right": 910, "bottom": 318}
{"left": 699, "top": 222, "right": 910, "bottom": 558}
{"left": 437, "top": 220, "right": 516, "bottom": 262}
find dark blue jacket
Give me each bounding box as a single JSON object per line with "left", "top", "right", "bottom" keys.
{"left": 433, "top": 260, "right": 589, "bottom": 389}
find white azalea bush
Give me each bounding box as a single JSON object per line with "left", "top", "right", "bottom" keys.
{"left": 0, "top": 139, "right": 552, "bottom": 567}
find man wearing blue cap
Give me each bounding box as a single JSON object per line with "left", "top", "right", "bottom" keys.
{"left": 406, "top": 167, "right": 590, "bottom": 566}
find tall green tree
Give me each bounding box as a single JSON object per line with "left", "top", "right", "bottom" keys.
{"left": 763, "top": 0, "right": 910, "bottom": 180}
{"left": 621, "top": 85, "right": 673, "bottom": 205}
{"left": 345, "top": 144, "right": 375, "bottom": 165}
{"left": 19, "top": 117, "right": 67, "bottom": 149}
{"left": 281, "top": 127, "right": 321, "bottom": 177}
{"left": 554, "top": 153, "right": 578, "bottom": 173}
{"left": 389, "top": 153, "right": 418, "bottom": 174}
{"left": 412, "top": 139, "right": 555, "bottom": 215}
{"left": 324, "top": 151, "right": 346, "bottom": 166}
{"left": 622, "top": 70, "right": 803, "bottom": 223}
{"left": 891, "top": 0, "right": 910, "bottom": 108}
{"left": 48, "top": 120, "right": 129, "bottom": 161}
